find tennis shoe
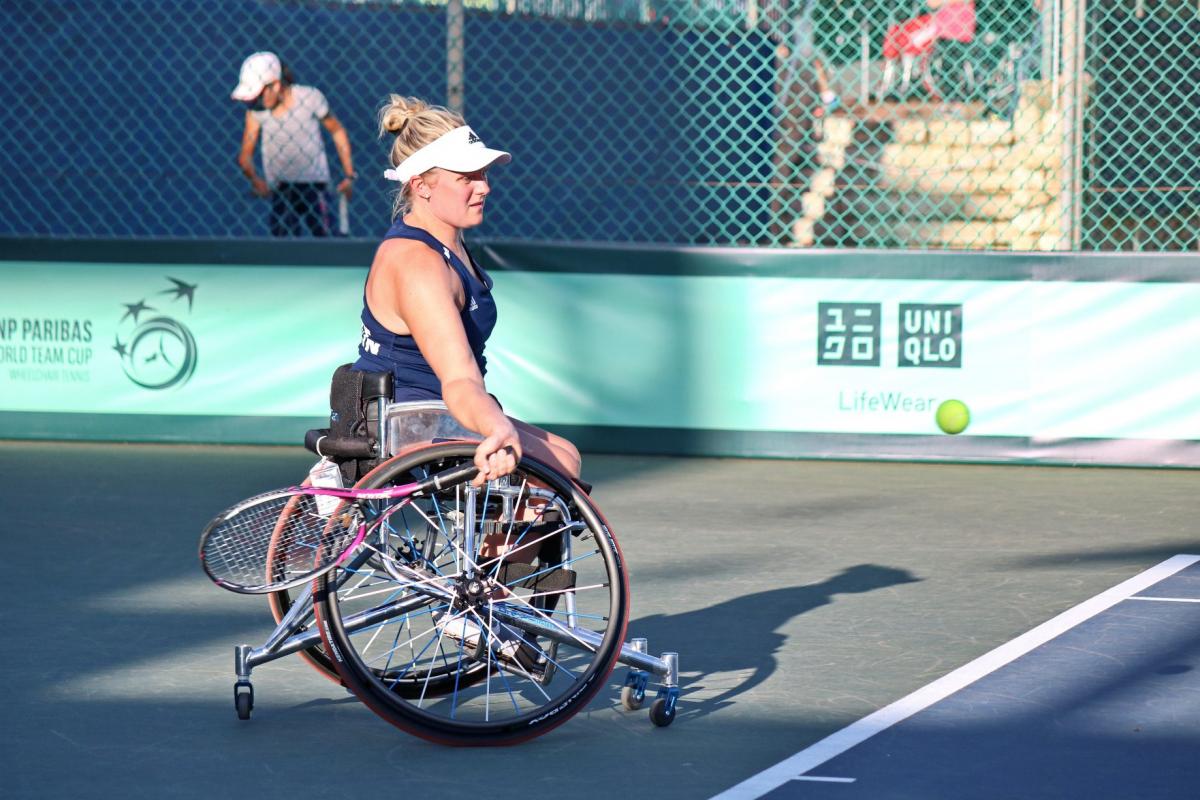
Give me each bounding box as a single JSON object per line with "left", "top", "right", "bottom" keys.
{"left": 436, "top": 613, "right": 544, "bottom": 676}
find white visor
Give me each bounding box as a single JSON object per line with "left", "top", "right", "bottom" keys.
{"left": 383, "top": 126, "right": 511, "bottom": 183}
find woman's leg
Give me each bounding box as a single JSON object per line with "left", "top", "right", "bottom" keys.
{"left": 477, "top": 418, "right": 581, "bottom": 564}
{"left": 298, "top": 183, "right": 332, "bottom": 237}
{"left": 269, "top": 189, "right": 289, "bottom": 237}
{"left": 512, "top": 417, "right": 581, "bottom": 479}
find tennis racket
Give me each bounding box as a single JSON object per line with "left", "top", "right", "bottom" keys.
{"left": 338, "top": 193, "right": 349, "bottom": 236}
{"left": 200, "top": 461, "right": 478, "bottom": 594}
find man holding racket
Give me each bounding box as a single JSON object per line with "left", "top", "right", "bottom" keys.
{"left": 354, "top": 95, "right": 580, "bottom": 491}
{"left": 231, "top": 51, "right": 356, "bottom": 236}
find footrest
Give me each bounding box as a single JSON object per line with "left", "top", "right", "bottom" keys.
{"left": 496, "top": 563, "right": 576, "bottom": 593}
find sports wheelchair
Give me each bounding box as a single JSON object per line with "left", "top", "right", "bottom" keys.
{"left": 227, "top": 366, "right": 680, "bottom": 745}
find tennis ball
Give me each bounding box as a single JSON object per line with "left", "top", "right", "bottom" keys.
{"left": 935, "top": 399, "right": 970, "bottom": 435}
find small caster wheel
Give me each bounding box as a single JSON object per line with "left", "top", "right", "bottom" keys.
{"left": 621, "top": 685, "right": 645, "bottom": 711}
{"left": 649, "top": 696, "right": 676, "bottom": 727}
{"left": 622, "top": 668, "right": 649, "bottom": 711}
{"left": 235, "top": 682, "right": 254, "bottom": 721}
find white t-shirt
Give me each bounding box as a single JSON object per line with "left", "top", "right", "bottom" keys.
{"left": 252, "top": 85, "right": 332, "bottom": 185}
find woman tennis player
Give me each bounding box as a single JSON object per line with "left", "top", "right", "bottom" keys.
{"left": 353, "top": 96, "right": 580, "bottom": 491}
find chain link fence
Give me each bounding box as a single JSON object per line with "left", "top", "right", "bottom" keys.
{"left": 0, "top": 0, "right": 1195, "bottom": 249}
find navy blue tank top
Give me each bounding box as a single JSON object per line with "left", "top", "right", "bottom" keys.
{"left": 354, "top": 220, "right": 498, "bottom": 401}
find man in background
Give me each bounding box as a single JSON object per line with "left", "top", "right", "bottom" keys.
{"left": 231, "top": 51, "right": 356, "bottom": 236}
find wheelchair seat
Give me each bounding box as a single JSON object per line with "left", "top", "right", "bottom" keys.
{"left": 304, "top": 364, "right": 479, "bottom": 470}
{"left": 381, "top": 400, "right": 479, "bottom": 457}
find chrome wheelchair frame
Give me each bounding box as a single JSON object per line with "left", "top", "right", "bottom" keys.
{"left": 226, "top": 389, "right": 680, "bottom": 744}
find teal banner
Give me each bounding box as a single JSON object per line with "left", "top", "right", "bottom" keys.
{"left": 487, "top": 273, "right": 1200, "bottom": 441}
{"left": 1, "top": 263, "right": 361, "bottom": 415}
{"left": 2, "top": 255, "right": 1197, "bottom": 464}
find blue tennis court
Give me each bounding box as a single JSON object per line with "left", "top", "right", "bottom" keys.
{"left": 713, "top": 555, "right": 1200, "bottom": 800}
{"left": 3, "top": 442, "right": 1198, "bottom": 799}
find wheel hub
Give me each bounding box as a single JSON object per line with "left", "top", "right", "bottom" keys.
{"left": 452, "top": 574, "right": 494, "bottom": 611}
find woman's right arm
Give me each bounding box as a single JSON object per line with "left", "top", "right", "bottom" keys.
{"left": 368, "top": 241, "right": 520, "bottom": 483}
{"left": 237, "top": 112, "right": 269, "bottom": 197}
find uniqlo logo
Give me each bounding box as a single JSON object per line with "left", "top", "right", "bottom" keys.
{"left": 898, "top": 303, "right": 963, "bottom": 368}
{"left": 817, "top": 302, "right": 881, "bottom": 366}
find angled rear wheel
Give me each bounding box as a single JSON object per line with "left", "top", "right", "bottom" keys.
{"left": 315, "top": 442, "right": 629, "bottom": 745}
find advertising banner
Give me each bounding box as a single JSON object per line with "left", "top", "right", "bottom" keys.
{"left": 488, "top": 273, "right": 1200, "bottom": 442}
{"left": 2, "top": 259, "right": 1197, "bottom": 463}
{"left": 0, "top": 263, "right": 360, "bottom": 416}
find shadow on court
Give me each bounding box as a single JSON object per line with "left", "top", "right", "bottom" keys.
{"left": 759, "top": 574, "right": 1200, "bottom": 799}
{"left": 630, "top": 565, "right": 921, "bottom": 720}
{"left": 1009, "top": 542, "right": 1200, "bottom": 568}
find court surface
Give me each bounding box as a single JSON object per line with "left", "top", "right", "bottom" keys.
{"left": 1, "top": 441, "right": 1197, "bottom": 799}
{"left": 717, "top": 555, "right": 1200, "bottom": 799}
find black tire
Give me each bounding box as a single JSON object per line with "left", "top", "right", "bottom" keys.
{"left": 235, "top": 684, "right": 253, "bottom": 720}
{"left": 316, "top": 442, "right": 629, "bottom": 745}
{"left": 649, "top": 696, "right": 675, "bottom": 727}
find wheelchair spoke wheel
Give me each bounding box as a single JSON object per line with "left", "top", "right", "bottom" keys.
{"left": 267, "top": 480, "right": 340, "bottom": 683}
{"left": 267, "top": 474, "right": 468, "bottom": 688}
{"left": 315, "top": 442, "right": 629, "bottom": 745}
{"left": 266, "top": 471, "right": 410, "bottom": 685}
{"left": 268, "top": 586, "right": 341, "bottom": 682}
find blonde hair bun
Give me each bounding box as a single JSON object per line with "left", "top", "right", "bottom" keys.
{"left": 379, "top": 95, "right": 429, "bottom": 137}
{"left": 378, "top": 95, "right": 467, "bottom": 218}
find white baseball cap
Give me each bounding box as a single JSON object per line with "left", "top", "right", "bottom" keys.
{"left": 383, "top": 126, "right": 512, "bottom": 183}
{"left": 231, "top": 51, "right": 282, "bottom": 101}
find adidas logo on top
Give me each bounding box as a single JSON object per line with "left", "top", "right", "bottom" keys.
{"left": 467, "top": 130, "right": 481, "bottom": 145}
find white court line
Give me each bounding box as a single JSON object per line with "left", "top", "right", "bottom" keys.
{"left": 708, "top": 554, "right": 1200, "bottom": 800}
{"left": 1128, "top": 596, "right": 1200, "bottom": 603}
{"left": 792, "top": 776, "right": 856, "bottom": 783}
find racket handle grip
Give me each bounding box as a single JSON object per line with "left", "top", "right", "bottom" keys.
{"left": 338, "top": 194, "right": 349, "bottom": 235}
{"left": 416, "top": 461, "right": 480, "bottom": 494}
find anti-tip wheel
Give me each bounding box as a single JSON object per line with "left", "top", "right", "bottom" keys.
{"left": 621, "top": 685, "right": 645, "bottom": 711}
{"left": 649, "top": 696, "right": 675, "bottom": 727}
{"left": 235, "top": 684, "right": 254, "bottom": 720}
